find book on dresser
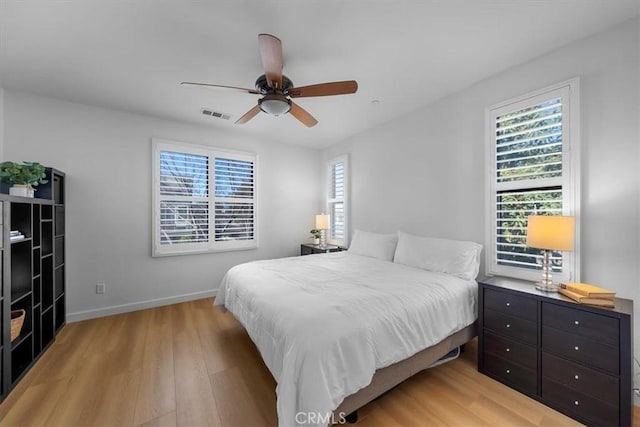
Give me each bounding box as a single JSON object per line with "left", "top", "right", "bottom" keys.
{"left": 558, "top": 282, "right": 616, "bottom": 308}
{"left": 558, "top": 288, "right": 615, "bottom": 307}
{"left": 560, "top": 282, "right": 616, "bottom": 298}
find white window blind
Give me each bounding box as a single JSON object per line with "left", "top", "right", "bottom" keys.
{"left": 159, "top": 151, "right": 209, "bottom": 246}
{"left": 153, "top": 139, "right": 257, "bottom": 256}
{"left": 214, "top": 157, "right": 255, "bottom": 242}
{"left": 487, "top": 80, "right": 579, "bottom": 282}
{"left": 327, "top": 155, "right": 348, "bottom": 246}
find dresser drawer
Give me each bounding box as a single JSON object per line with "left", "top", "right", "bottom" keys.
{"left": 484, "top": 353, "right": 537, "bottom": 395}
{"left": 542, "top": 352, "right": 619, "bottom": 405}
{"left": 484, "top": 288, "right": 537, "bottom": 322}
{"left": 484, "top": 309, "right": 537, "bottom": 345}
{"left": 542, "top": 302, "right": 618, "bottom": 346}
{"left": 484, "top": 331, "right": 537, "bottom": 370}
{"left": 542, "top": 326, "right": 619, "bottom": 374}
{"left": 542, "top": 378, "right": 618, "bottom": 426}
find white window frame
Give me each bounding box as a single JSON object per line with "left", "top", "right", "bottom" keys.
{"left": 152, "top": 138, "right": 258, "bottom": 257}
{"left": 485, "top": 79, "right": 580, "bottom": 282}
{"left": 326, "top": 155, "right": 349, "bottom": 247}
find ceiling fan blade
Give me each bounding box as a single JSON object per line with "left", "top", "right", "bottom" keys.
{"left": 290, "top": 102, "right": 318, "bottom": 127}
{"left": 235, "top": 105, "right": 262, "bottom": 124}
{"left": 287, "top": 80, "right": 358, "bottom": 98}
{"left": 258, "top": 34, "right": 283, "bottom": 89}
{"left": 181, "top": 82, "right": 260, "bottom": 95}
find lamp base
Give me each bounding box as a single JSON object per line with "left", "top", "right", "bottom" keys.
{"left": 319, "top": 229, "right": 327, "bottom": 248}
{"left": 535, "top": 282, "right": 559, "bottom": 292}
{"left": 535, "top": 248, "right": 558, "bottom": 292}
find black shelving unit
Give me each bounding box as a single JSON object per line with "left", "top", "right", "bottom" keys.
{"left": 0, "top": 168, "right": 66, "bottom": 401}
{"left": 0, "top": 201, "right": 3, "bottom": 402}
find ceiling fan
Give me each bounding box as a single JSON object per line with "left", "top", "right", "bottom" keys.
{"left": 181, "top": 34, "right": 358, "bottom": 127}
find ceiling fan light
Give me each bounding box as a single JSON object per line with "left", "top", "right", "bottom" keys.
{"left": 259, "top": 94, "right": 292, "bottom": 116}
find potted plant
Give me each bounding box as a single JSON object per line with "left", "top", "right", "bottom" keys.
{"left": 0, "top": 161, "right": 48, "bottom": 198}
{"left": 310, "top": 229, "right": 322, "bottom": 245}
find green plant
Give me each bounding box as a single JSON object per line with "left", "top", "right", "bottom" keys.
{"left": 0, "top": 161, "right": 48, "bottom": 189}
{"left": 310, "top": 229, "right": 322, "bottom": 239}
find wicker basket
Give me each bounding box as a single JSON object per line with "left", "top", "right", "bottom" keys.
{"left": 11, "top": 309, "right": 26, "bottom": 342}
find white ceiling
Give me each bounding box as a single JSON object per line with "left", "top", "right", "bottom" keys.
{"left": 1, "top": 1, "right": 638, "bottom": 148}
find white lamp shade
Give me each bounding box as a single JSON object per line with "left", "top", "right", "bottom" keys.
{"left": 315, "top": 214, "right": 330, "bottom": 230}
{"left": 526, "top": 215, "right": 575, "bottom": 251}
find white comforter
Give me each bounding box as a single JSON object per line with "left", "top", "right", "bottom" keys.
{"left": 214, "top": 252, "right": 477, "bottom": 427}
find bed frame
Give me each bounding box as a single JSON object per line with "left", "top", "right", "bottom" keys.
{"left": 332, "top": 321, "right": 477, "bottom": 421}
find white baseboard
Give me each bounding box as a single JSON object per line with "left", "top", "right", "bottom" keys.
{"left": 66, "top": 289, "right": 218, "bottom": 323}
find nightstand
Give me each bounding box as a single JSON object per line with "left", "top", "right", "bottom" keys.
{"left": 300, "top": 243, "right": 343, "bottom": 256}
{"left": 478, "top": 276, "right": 633, "bottom": 426}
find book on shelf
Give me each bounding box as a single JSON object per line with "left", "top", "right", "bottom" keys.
{"left": 558, "top": 288, "right": 615, "bottom": 308}
{"left": 9, "top": 230, "right": 25, "bottom": 241}
{"left": 560, "top": 282, "right": 615, "bottom": 299}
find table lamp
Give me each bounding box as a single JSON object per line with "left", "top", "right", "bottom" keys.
{"left": 526, "top": 215, "right": 575, "bottom": 292}
{"left": 315, "top": 213, "right": 330, "bottom": 248}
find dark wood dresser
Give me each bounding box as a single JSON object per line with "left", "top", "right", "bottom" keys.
{"left": 478, "top": 276, "right": 633, "bottom": 426}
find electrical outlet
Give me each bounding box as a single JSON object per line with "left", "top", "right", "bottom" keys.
{"left": 96, "top": 283, "right": 106, "bottom": 294}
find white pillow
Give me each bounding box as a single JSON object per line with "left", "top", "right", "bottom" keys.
{"left": 393, "top": 231, "right": 482, "bottom": 280}
{"left": 348, "top": 230, "right": 398, "bottom": 261}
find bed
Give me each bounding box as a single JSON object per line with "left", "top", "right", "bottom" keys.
{"left": 214, "top": 231, "right": 482, "bottom": 427}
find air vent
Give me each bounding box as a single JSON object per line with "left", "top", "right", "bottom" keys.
{"left": 201, "top": 108, "right": 232, "bottom": 121}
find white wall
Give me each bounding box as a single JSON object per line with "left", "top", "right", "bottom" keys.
{"left": 2, "top": 90, "right": 322, "bottom": 320}
{"left": 0, "top": 88, "right": 4, "bottom": 158}
{"left": 325, "top": 18, "right": 640, "bottom": 363}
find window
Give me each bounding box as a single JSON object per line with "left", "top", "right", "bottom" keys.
{"left": 153, "top": 139, "right": 257, "bottom": 256}
{"left": 486, "top": 79, "right": 580, "bottom": 282}
{"left": 327, "top": 155, "right": 348, "bottom": 246}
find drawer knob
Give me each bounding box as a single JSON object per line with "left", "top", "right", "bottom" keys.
{"left": 574, "top": 320, "right": 580, "bottom": 325}
{"left": 506, "top": 302, "right": 511, "bottom": 307}
{"left": 506, "top": 324, "right": 511, "bottom": 328}
{"left": 506, "top": 348, "right": 510, "bottom": 352}
{"left": 574, "top": 346, "right": 579, "bottom": 351}
{"left": 574, "top": 400, "right": 579, "bottom": 406}
{"left": 506, "top": 369, "right": 510, "bottom": 374}
{"left": 574, "top": 375, "right": 579, "bottom": 380}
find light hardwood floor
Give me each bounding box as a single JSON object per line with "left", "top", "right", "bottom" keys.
{"left": 0, "top": 298, "right": 633, "bottom": 426}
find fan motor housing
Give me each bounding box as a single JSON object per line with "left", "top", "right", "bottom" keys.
{"left": 255, "top": 74, "right": 293, "bottom": 94}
